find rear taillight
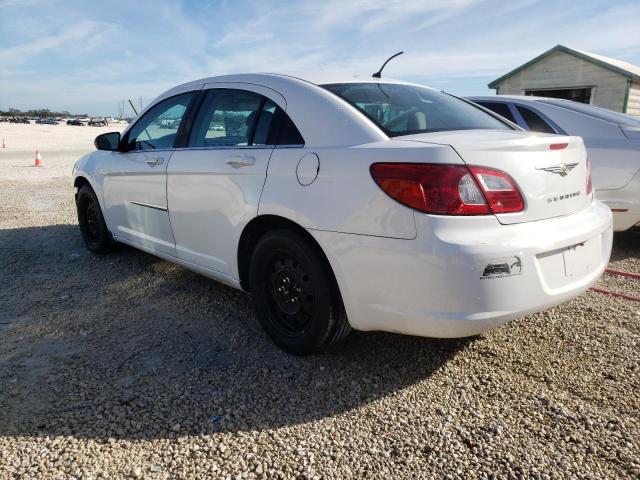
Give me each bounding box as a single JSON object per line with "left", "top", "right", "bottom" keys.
{"left": 586, "top": 158, "right": 593, "bottom": 196}
{"left": 370, "top": 163, "right": 524, "bottom": 216}
{"left": 467, "top": 166, "right": 524, "bottom": 213}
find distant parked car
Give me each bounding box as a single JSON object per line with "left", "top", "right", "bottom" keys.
{"left": 67, "top": 119, "right": 83, "bottom": 126}
{"left": 468, "top": 96, "right": 640, "bottom": 231}
{"left": 88, "top": 119, "right": 108, "bottom": 127}
{"left": 36, "top": 118, "right": 59, "bottom": 125}
{"left": 8, "top": 117, "right": 30, "bottom": 124}
{"left": 73, "top": 73, "right": 612, "bottom": 354}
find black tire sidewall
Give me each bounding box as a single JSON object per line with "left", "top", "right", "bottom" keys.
{"left": 77, "top": 185, "right": 111, "bottom": 254}
{"left": 249, "top": 230, "right": 338, "bottom": 355}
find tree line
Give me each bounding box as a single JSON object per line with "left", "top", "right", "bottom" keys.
{"left": 0, "top": 108, "right": 88, "bottom": 118}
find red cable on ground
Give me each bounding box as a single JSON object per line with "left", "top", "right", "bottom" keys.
{"left": 605, "top": 268, "right": 640, "bottom": 280}
{"left": 589, "top": 287, "right": 640, "bottom": 302}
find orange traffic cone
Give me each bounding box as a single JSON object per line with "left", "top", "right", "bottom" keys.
{"left": 1, "top": 139, "right": 6, "bottom": 148}
{"left": 34, "top": 149, "right": 43, "bottom": 167}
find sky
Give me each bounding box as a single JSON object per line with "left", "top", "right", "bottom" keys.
{"left": 1, "top": 0, "right": 639, "bottom": 116}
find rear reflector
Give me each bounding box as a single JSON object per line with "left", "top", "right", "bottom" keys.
{"left": 611, "top": 208, "right": 628, "bottom": 213}
{"left": 370, "top": 163, "right": 524, "bottom": 215}
{"left": 586, "top": 157, "right": 593, "bottom": 196}
{"left": 550, "top": 143, "right": 568, "bottom": 150}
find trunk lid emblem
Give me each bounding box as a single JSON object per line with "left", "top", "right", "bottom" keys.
{"left": 536, "top": 162, "right": 578, "bottom": 177}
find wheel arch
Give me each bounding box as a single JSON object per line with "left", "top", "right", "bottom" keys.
{"left": 73, "top": 175, "right": 91, "bottom": 193}
{"left": 237, "top": 214, "right": 338, "bottom": 293}
{"left": 73, "top": 174, "right": 110, "bottom": 228}
{"left": 73, "top": 175, "right": 96, "bottom": 203}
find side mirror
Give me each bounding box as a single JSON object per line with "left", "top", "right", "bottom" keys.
{"left": 95, "top": 132, "right": 121, "bottom": 151}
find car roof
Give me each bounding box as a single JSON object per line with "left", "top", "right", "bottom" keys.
{"left": 165, "top": 72, "right": 433, "bottom": 98}
{"left": 468, "top": 95, "right": 640, "bottom": 127}
{"left": 466, "top": 95, "right": 549, "bottom": 103}
{"left": 138, "top": 72, "right": 408, "bottom": 149}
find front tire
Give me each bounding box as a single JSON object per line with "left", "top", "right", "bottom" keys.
{"left": 249, "top": 229, "right": 350, "bottom": 355}
{"left": 76, "top": 185, "right": 113, "bottom": 254}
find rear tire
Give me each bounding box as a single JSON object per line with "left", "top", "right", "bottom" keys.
{"left": 77, "top": 185, "right": 113, "bottom": 254}
{"left": 249, "top": 229, "right": 351, "bottom": 355}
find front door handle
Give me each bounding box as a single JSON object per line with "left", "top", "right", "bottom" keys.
{"left": 225, "top": 154, "right": 255, "bottom": 168}
{"left": 146, "top": 157, "right": 164, "bottom": 167}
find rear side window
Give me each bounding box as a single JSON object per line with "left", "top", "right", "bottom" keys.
{"left": 322, "top": 83, "right": 510, "bottom": 136}
{"left": 271, "top": 108, "right": 304, "bottom": 145}
{"left": 251, "top": 100, "right": 277, "bottom": 145}
{"left": 516, "top": 106, "right": 556, "bottom": 134}
{"left": 477, "top": 102, "right": 516, "bottom": 124}
{"left": 189, "top": 90, "right": 266, "bottom": 147}
{"left": 188, "top": 89, "right": 304, "bottom": 147}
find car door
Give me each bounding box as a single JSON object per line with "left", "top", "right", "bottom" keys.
{"left": 101, "top": 92, "right": 196, "bottom": 256}
{"left": 167, "top": 86, "right": 287, "bottom": 277}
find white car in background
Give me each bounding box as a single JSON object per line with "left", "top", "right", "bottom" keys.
{"left": 468, "top": 95, "right": 640, "bottom": 231}
{"left": 73, "top": 74, "right": 612, "bottom": 354}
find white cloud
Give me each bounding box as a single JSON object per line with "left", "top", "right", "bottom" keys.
{"left": 1, "top": 0, "right": 639, "bottom": 114}
{"left": 0, "top": 20, "right": 117, "bottom": 65}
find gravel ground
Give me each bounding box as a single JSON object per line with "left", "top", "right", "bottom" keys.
{"left": 0, "top": 124, "right": 639, "bottom": 479}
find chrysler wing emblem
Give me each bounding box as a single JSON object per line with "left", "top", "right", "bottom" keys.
{"left": 536, "top": 162, "right": 579, "bottom": 177}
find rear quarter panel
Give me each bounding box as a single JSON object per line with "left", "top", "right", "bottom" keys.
{"left": 258, "top": 141, "right": 465, "bottom": 239}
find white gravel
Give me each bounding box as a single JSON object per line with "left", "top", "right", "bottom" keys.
{"left": 0, "top": 123, "right": 638, "bottom": 479}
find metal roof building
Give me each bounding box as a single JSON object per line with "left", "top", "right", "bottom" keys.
{"left": 488, "top": 45, "right": 640, "bottom": 118}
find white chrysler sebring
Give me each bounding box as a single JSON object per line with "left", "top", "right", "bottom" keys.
{"left": 73, "top": 73, "right": 613, "bottom": 354}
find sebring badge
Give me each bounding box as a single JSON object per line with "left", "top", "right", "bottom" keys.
{"left": 536, "top": 162, "right": 579, "bottom": 177}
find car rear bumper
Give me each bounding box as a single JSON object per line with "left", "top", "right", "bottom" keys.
{"left": 311, "top": 200, "right": 612, "bottom": 338}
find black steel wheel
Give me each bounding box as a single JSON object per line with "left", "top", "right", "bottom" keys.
{"left": 266, "top": 251, "right": 316, "bottom": 335}
{"left": 76, "top": 184, "right": 113, "bottom": 254}
{"left": 249, "top": 229, "right": 351, "bottom": 355}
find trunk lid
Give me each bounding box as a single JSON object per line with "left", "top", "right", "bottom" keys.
{"left": 399, "top": 130, "right": 591, "bottom": 224}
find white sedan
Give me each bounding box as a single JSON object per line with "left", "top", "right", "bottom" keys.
{"left": 73, "top": 74, "right": 612, "bottom": 354}
{"left": 468, "top": 95, "right": 640, "bottom": 231}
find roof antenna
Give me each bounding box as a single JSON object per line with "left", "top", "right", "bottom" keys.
{"left": 372, "top": 51, "right": 404, "bottom": 78}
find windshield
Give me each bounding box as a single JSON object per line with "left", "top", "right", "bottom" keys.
{"left": 537, "top": 99, "right": 640, "bottom": 127}
{"left": 322, "top": 83, "right": 511, "bottom": 136}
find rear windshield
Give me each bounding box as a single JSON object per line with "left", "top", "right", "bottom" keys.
{"left": 537, "top": 99, "right": 640, "bottom": 127}
{"left": 322, "top": 83, "right": 511, "bottom": 136}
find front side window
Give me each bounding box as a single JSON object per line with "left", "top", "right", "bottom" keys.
{"left": 125, "top": 92, "right": 194, "bottom": 151}
{"left": 322, "top": 83, "right": 511, "bottom": 136}
{"left": 516, "top": 106, "right": 556, "bottom": 134}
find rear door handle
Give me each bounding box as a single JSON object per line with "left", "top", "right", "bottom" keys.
{"left": 146, "top": 157, "right": 164, "bottom": 166}
{"left": 225, "top": 154, "right": 255, "bottom": 168}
